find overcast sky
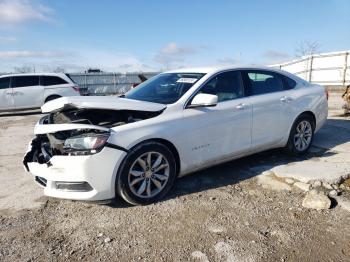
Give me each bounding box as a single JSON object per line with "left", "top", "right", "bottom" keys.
{"left": 0, "top": 0, "right": 349, "bottom": 73}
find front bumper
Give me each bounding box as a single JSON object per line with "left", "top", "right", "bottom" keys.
{"left": 23, "top": 138, "right": 127, "bottom": 201}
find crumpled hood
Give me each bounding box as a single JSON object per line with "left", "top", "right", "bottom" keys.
{"left": 41, "top": 96, "right": 166, "bottom": 113}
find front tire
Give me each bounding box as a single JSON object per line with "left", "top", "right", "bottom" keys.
{"left": 116, "top": 141, "right": 177, "bottom": 205}
{"left": 286, "top": 115, "right": 315, "bottom": 155}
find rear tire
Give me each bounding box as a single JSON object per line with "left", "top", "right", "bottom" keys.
{"left": 116, "top": 141, "right": 177, "bottom": 205}
{"left": 286, "top": 114, "right": 315, "bottom": 155}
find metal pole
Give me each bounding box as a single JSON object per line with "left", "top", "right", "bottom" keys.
{"left": 85, "top": 73, "right": 87, "bottom": 93}
{"left": 308, "top": 55, "right": 313, "bottom": 82}
{"left": 114, "top": 72, "right": 116, "bottom": 93}
{"left": 343, "top": 52, "right": 349, "bottom": 87}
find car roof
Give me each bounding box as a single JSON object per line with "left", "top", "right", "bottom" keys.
{"left": 164, "top": 65, "right": 289, "bottom": 75}
{"left": 0, "top": 73, "right": 67, "bottom": 78}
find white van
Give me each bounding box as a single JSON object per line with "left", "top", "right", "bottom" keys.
{"left": 0, "top": 73, "right": 81, "bottom": 112}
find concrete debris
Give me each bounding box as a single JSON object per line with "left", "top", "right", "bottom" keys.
{"left": 208, "top": 225, "right": 225, "bottom": 234}
{"left": 340, "top": 179, "right": 350, "bottom": 190}
{"left": 335, "top": 196, "right": 350, "bottom": 212}
{"left": 312, "top": 181, "right": 322, "bottom": 188}
{"left": 294, "top": 182, "right": 311, "bottom": 192}
{"left": 329, "top": 190, "right": 339, "bottom": 197}
{"left": 272, "top": 161, "right": 350, "bottom": 184}
{"left": 332, "top": 184, "right": 339, "bottom": 190}
{"left": 257, "top": 173, "right": 291, "bottom": 192}
{"left": 302, "top": 191, "right": 331, "bottom": 210}
{"left": 104, "top": 238, "right": 111, "bottom": 243}
{"left": 191, "top": 251, "right": 209, "bottom": 262}
{"left": 284, "top": 178, "right": 295, "bottom": 185}
{"left": 323, "top": 183, "right": 333, "bottom": 190}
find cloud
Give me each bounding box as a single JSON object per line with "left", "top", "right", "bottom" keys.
{"left": 0, "top": 50, "right": 76, "bottom": 72}
{"left": 263, "top": 50, "right": 289, "bottom": 60}
{"left": 0, "top": 49, "right": 159, "bottom": 73}
{"left": 0, "top": 0, "right": 54, "bottom": 26}
{"left": 160, "top": 42, "right": 197, "bottom": 55}
{"left": 0, "top": 36, "right": 17, "bottom": 44}
{"left": 0, "top": 50, "right": 70, "bottom": 59}
{"left": 79, "top": 50, "right": 155, "bottom": 73}
{"left": 154, "top": 42, "right": 204, "bottom": 66}
{"left": 216, "top": 57, "right": 238, "bottom": 65}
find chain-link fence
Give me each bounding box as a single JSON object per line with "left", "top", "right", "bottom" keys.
{"left": 69, "top": 72, "right": 159, "bottom": 95}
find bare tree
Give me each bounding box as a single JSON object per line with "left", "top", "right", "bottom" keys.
{"left": 295, "top": 41, "right": 321, "bottom": 57}
{"left": 53, "top": 66, "right": 65, "bottom": 73}
{"left": 14, "top": 66, "right": 32, "bottom": 73}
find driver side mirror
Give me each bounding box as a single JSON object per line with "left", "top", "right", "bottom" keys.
{"left": 188, "top": 93, "right": 218, "bottom": 108}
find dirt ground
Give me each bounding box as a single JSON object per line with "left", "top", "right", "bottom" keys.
{"left": 0, "top": 97, "right": 350, "bottom": 262}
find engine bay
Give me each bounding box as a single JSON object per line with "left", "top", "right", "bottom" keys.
{"left": 48, "top": 108, "right": 163, "bottom": 127}
{"left": 24, "top": 108, "right": 163, "bottom": 166}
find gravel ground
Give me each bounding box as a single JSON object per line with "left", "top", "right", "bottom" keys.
{"left": 0, "top": 104, "right": 350, "bottom": 262}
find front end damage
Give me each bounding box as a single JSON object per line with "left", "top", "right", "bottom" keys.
{"left": 23, "top": 101, "right": 164, "bottom": 201}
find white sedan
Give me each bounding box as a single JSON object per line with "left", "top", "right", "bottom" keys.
{"left": 23, "top": 66, "right": 328, "bottom": 205}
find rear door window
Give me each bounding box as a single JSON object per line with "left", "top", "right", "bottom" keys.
{"left": 12, "top": 76, "right": 39, "bottom": 88}
{"left": 41, "top": 76, "right": 68, "bottom": 86}
{"left": 243, "top": 70, "right": 284, "bottom": 96}
{"left": 0, "top": 77, "right": 10, "bottom": 89}
{"left": 283, "top": 76, "right": 297, "bottom": 90}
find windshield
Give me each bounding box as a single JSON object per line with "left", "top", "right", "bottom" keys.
{"left": 124, "top": 73, "right": 205, "bottom": 104}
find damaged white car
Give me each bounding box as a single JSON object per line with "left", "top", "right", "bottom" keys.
{"left": 23, "top": 67, "right": 328, "bottom": 205}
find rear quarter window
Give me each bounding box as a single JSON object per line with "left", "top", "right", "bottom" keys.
{"left": 283, "top": 76, "right": 297, "bottom": 90}
{"left": 41, "top": 76, "right": 68, "bottom": 86}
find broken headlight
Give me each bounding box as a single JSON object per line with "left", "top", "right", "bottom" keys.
{"left": 63, "top": 133, "right": 110, "bottom": 155}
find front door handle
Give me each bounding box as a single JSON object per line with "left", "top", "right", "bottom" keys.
{"left": 280, "top": 96, "right": 293, "bottom": 103}
{"left": 236, "top": 103, "right": 246, "bottom": 110}
{"left": 6, "top": 91, "right": 12, "bottom": 95}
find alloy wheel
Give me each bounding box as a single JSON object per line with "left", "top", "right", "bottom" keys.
{"left": 128, "top": 152, "right": 170, "bottom": 198}
{"left": 293, "top": 120, "right": 312, "bottom": 151}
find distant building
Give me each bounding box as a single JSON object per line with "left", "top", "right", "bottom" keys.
{"left": 86, "top": 68, "right": 102, "bottom": 73}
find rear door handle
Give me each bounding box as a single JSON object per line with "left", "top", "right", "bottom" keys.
{"left": 280, "top": 96, "right": 293, "bottom": 103}
{"left": 236, "top": 103, "right": 246, "bottom": 110}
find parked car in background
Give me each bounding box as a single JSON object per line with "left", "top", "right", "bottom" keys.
{"left": 23, "top": 66, "right": 328, "bottom": 205}
{"left": 131, "top": 74, "right": 148, "bottom": 88}
{"left": 0, "top": 73, "right": 81, "bottom": 112}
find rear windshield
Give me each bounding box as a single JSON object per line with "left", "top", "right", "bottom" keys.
{"left": 65, "top": 74, "right": 76, "bottom": 84}
{"left": 124, "top": 73, "right": 205, "bottom": 104}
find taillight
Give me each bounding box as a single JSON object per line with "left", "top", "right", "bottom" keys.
{"left": 72, "top": 86, "right": 81, "bottom": 93}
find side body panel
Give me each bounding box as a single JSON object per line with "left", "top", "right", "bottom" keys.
{"left": 180, "top": 97, "right": 252, "bottom": 170}
{"left": 249, "top": 90, "right": 293, "bottom": 149}
{"left": 12, "top": 76, "right": 44, "bottom": 109}
{"left": 43, "top": 84, "right": 79, "bottom": 102}
{"left": 281, "top": 84, "right": 328, "bottom": 144}
{"left": 0, "top": 77, "right": 14, "bottom": 110}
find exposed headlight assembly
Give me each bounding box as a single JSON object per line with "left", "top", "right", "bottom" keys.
{"left": 63, "top": 133, "right": 110, "bottom": 155}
